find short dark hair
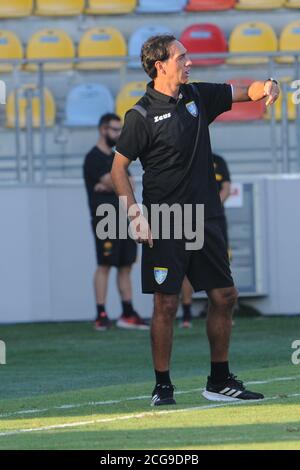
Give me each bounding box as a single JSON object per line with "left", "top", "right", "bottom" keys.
{"left": 98, "top": 113, "right": 121, "bottom": 128}
{"left": 141, "top": 34, "right": 176, "bottom": 79}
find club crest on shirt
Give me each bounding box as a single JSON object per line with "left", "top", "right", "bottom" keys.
{"left": 154, "top": 267, "right": 168, "bottom": 285}
{"left": 186, "top": 100, "right": 198, "bottom": 117}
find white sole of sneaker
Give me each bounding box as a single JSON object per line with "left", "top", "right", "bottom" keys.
{"left": 116, "top": 320, "right": 149, "bottom": 330}
{"left": 202, "top": 391, "right": 241, "bottom": 402}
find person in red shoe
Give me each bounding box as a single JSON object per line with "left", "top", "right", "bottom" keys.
{"left": 180, "top": 153, "right": 232, "bottom": 328}
{"left": 83, "top": 113, "right": 149, "bottom": 331}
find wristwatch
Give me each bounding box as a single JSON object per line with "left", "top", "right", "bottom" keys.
{"left": 265, "top": 77, "right": 278, "bottom": 85}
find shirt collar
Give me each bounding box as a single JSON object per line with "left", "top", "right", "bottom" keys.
{"left": 146, "top": 81, "right": 184, "bottom": 104}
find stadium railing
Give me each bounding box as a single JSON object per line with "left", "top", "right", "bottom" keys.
{"left": 0, "top": 50, "right": 299, "bottom": 184}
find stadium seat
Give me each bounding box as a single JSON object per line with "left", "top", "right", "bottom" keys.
{"left": 185, "top": 0, "right": 235, "bottom": 11}
{"left": 128, "top": 25, "right": 172, "bottom": 68}
{"left": 35, "top": 0, "right": 84, "bottom": 16}
{"left": 227, "top": 22, "right": 278, "bottom": 65}
{"left": 285, "top": 0, "right": 300, "bottom": 8}
{"left": 277, "top": 21, "right": 300, "bottom": 63}
{"left": 0, "top": 0, "right": 33, "bottom": 18}
{"left": 0, "top": 30, "right": 23, "bottom": 72}
{"left": 116, "top": 82, "right": 147, "bottom": 121}
{"left": 26, "top": 29, "right": 75, "bottom": 71}
{"left": 136, "top": 0, "right": 187, "bottom": 13}
{"left": 264, "top": 79, "right": 296, "bottom": 120}
{"left": 6, "top": 85, "right": 56, "bottom": 128}
{"left": 216, "top": 79, "right": 265, "bottom": 121}
{"left": 77, "top": 27, "right": 127, "bottom": 70}
{"left": 180, "top": 24, "right": 227, "bottom": 66}
{"left": 65, "top": 84, "right": 114, "bottom": 126}
{"left": 85, "top": 0, "right": 136, "bottom": 15}
{"left": 235, "top": 0, "right": 284, "bottom": 9}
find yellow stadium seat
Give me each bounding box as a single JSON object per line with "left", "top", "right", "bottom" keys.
{"left": 285, "top": 0, "right": 300, "bottom": 8}
{"left": 35, "top": 0, "right": 84, "bottom": 16}
{"left": 0, "top": 30, "right": 23, "bottom": 72}
{"left": 85, "top": 0, "right": 136, "bottom": 15}
{"left": 235, "top": 0, "right": 284, "bottom": 9}
{"left": 0, "top": 0, "right": 33, "bottom": 18}
{"left": 26, "top": 29, "right": 75, "bottom": 71}
{"left": 6, "top": 85, "right": 56, "bottom": 128}
{"left": 277, "top": 21, "right": 300, "bottom": 63}
{"left": 77, "top": 27, "right": 127, "bottom": 70}
{"left": 264, "top": 79, "right": 296, "bottom": 121}
{"left": 116, "top": 81, "right": 147, "bottom": 121}
{"left": 227, "top": 22, "right": 278, "bottom": 64}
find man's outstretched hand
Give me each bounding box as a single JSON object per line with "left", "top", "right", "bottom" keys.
{"left": 263, "top": 80, "right": 280, "bottom": 106}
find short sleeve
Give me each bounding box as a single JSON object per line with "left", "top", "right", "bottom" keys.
{"left": 193, "top": 82, "right": 232, "bottom": 124}
{"left": 116, "top": 109, "right": 150, "bottom": 161}
{"left": 219, "top": 157, "right": 231, "bottom": 182}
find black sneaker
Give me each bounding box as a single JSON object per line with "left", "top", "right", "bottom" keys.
{"left": 94, "top": 311, "right": 112, "bottom": 331}
{"left": 202, "top": 373, "right": 264, "bottom": 402}
{"left": 151, "top": 384, "right": 176, "bottom": 406}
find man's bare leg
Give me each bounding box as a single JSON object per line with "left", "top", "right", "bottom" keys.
{"left": 206, "top": 287, "right": 238, "bottom": 364}
{"left": 180, "top": 276, "right": 193, "bottom": 326}
{"left": 151, "top": 292, "right": 179, "bottom": 371}
{"left": 151, "top": 292, "right": 179, "bottom": 405}
{"left": 94, "top": 265, "right": 111, "bottom": 306}
{"left": 203, "top": 286, "right": 264, "bottom": 401}
{"left": 94, "top": 265, "right": 111, "bottom": 330}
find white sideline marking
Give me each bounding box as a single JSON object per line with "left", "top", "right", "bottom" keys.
{"left": 1, "top": 393, "right": 300, "bottom": 438}
{"left": 0, "top": 375, "right": 299, "bottom": 420}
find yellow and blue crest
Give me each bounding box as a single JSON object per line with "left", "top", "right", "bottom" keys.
{"left": 154, "top": 267, "right": 168, "bottom": 285}
{"left": 186, "top": 100, "right": 198, "bottom": 117}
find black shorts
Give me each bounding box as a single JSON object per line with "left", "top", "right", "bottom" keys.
{"left": 142, "top": 217, "right": 234, "bottom": 294}
{"left": 92, "top": 220, "right": 137, "bottom": 267}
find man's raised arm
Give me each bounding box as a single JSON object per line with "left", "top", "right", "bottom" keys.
{"left": 232, "top": 79, "right": 280, "bottom": 106}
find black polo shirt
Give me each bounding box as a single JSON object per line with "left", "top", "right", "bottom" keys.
{"left": 213, "top": 153, "right": 231, "bottom": 192}
{"left": 213, "top": 153, "right": 231, "bottom": 216}
{"left": 83, "top": 146, "right": 118, "bottom": 218}
{"left": 116, "top": 81, "right": 232, "bottom": 219}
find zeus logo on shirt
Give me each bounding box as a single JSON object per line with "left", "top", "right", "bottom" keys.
{"left": 154, "top": 113, "right": 171, "bottom": 123}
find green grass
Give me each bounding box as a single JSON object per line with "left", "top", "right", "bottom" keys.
{"left": 0, "top": 317, "right": 300, "bottom": 449}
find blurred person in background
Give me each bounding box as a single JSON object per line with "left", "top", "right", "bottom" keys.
{"left": 83, "top": 113, "right": 149, "bottom": 331}
{"left": 180, "top": 153, "right": 232, "bottom": 328}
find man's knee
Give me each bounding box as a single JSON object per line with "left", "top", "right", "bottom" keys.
{"left": 154, "top": 293, "right": 179, "bottom": 319}
{"left": 209, "top": 287, "right": 238, "bottom": 311}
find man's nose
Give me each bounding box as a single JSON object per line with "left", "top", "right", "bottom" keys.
{"left": 185, "top": 55, "right": 192, "bottom": 66}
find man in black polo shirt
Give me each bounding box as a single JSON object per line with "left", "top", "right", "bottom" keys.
{"left": 111, "top": 35, "right": 279, "bottom": 405}
{"left": 213, "top": 153, "right": 231, "bottom": 251}
{"left": 83, "top": 113, "right": 148, "bottom": 331}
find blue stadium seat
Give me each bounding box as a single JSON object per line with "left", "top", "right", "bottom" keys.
{"left": 128, "top": 25, "right": 172, "bottom": 68}
{"left": 136, "top": 0, "right": 187, "bottom": 13}
{"left": 65, "top": 84, "right": 114, "bottom": 126}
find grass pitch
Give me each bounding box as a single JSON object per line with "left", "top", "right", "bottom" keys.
{"left": 0, "top": 316, "right": 300, "bottom": 450}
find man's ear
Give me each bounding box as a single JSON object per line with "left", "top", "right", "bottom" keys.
{"left": 155, "top": 60, "right": 165, "bottom": 76}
